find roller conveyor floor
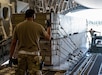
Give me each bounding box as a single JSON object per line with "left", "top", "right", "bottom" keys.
{"left": 73, "top": 53, "right": 102, "bottom": 75}
{"left": 88, "top": 54, "right": 102, "bottom": 75}
{"left": 1, "top": 54, "right": 102, "bottom": 75}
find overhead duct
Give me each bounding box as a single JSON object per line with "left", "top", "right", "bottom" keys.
{"left": 74, "top": 0, "right": 102, "bottom": 8}
{"left": 0, "top": 0, "right": 12, "bottom": 38}
{"left": 0, "top": 0, "right": 11, "bottom": 19}
{"left": 0, "top": 0, "right": 12, "bottom": 6}
{"left": 0, "top": 0, "right": 8, "bottom": 4}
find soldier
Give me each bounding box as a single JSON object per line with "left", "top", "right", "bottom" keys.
{"left": 89, "top": 28, "right": 100, "bottom": 37}
{"left": 9, "top": 9, "right": 51, "bottom": 75}
{"left": 89, "top": 28, "right": 96, "bottom": 37}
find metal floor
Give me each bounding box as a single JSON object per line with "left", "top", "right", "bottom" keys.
{"left": 88, "top": 54, "right": 102, "bottom": 75}
{"left": 42, "top": 54, "right": 102, "bottom": 75}
{"left": 0, "top": 54, "right": 102, "bottom": 75}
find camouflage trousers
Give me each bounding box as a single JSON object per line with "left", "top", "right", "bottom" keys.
{"left": 15, "top": 53, "right": 42, "bottom": 75}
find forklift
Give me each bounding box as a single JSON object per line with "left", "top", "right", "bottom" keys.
{"left": 89, "top": 34, "right": 102, "bottom": 53}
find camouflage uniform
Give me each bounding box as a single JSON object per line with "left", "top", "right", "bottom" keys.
{"left": 12, "top": 20, "right": 47, "bottom": 75}
{"left": 15, "top": 53, "right": 42, "bottom": 75}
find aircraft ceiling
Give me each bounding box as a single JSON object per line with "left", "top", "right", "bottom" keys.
{"left": 74, "top": 0, "right": 102, "bottom": 8}
{"left": 16, "top": 0, "right": 79, "bottom": 13}
{"left": 14, "top": 0, "right": 101, "bottom": 13}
